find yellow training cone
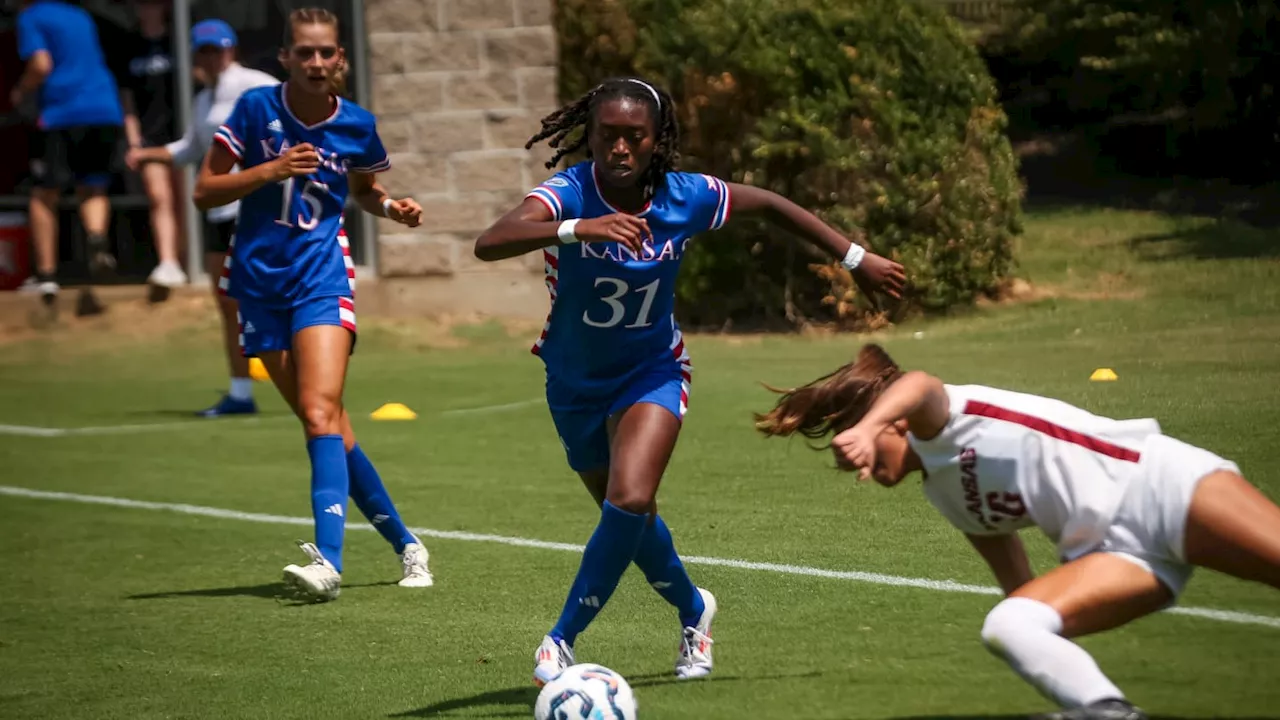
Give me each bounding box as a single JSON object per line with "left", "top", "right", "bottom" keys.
{"left": 248, "top": 357, "right": 271, "bottom": 382}
{"left": 1089, "top": 368, "right": 1119, "bottom": 382}
{"left": 371, "top": 402, "right": 418, "bottom": 421}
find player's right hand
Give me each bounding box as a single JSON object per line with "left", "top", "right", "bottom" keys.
{"left": 575, "top": 213, "right": 652, "bottom": 254}
{"left": 271, "top": 143, "right": 321, "bottom": 180}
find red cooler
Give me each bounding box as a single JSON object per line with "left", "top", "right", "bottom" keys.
{"left": 0, "top": 212, "right": 31, "bottom": 290}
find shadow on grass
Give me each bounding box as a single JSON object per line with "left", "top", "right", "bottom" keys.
{"left": 391, "top": 671, "right": 828, "bottom": 718}
{"left": 1128, "top": 220, "right": 1280, "bottom": 262}
{"left": 127, "top": 580, "right": 400, "bottom": 604}
{"left": 890, "top": 717, "right": 1280, "bottom": 720}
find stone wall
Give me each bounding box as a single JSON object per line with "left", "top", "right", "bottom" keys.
{"left": 363, "top": 0, "right": 557, "bottom": 317}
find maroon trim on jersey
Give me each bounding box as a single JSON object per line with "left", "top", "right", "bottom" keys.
{"left": 962, "top": 400, "right": 1142, "bottom": 463}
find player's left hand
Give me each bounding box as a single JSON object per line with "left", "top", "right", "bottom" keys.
{"left": 831, "top": 424, "right": 880, "bottom": 481}
{"left": 854, "top": 253, "right": 906, "bottom": 301}
{"left": 386, "top": 198, "right": 422, "bottom": 228}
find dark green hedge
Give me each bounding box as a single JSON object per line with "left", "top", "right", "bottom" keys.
{"left": 557, "top": 0, "right": 1023, "bottom": 329}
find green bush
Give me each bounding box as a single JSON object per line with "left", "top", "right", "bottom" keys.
{"left": 557, "top": 0, "right": 1023, "bottom": 329}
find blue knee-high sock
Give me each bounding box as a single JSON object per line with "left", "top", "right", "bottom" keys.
{"left": 633, "top": 514, "right": 705, "bottom": 629}
{"left": 307, "top": 435, "right": 350, "bottom": 573}
{"left": 551, "top": 501, "right": 648, "bottom": 646}
{"left": 347, "top": 444, "right": 415, "bottom": 554}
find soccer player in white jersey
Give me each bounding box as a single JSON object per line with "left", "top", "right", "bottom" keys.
{"left": 755, "top": 344, "right": 1280, "bottom": 720}
{"left": 127, "top": 19, "right": 278, "bottom": 417}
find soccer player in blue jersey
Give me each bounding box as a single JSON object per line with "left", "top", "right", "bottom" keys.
{"left": 474, "top": 77, "right": 907, "bottom": 683}
{"left": 192, "top": 7, "right": 433, "bottom": 601}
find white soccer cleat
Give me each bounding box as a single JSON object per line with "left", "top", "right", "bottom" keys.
{"left": 675, "top": 587, "right": 716, "bottom": 680}
{"left": 282, "top": 542, "right": 341, "bottom": 602}
{"left": 532, "top": 634, "right": 574, "bottom": 687}
{"left": 398, "top": 539, "right": 434, "bottom": 588}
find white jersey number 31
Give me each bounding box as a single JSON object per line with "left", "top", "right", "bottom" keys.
{"left": 583, "top": 277, "right": 661, "bottom": 329}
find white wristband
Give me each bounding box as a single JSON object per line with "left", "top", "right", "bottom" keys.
{"left": 557, "top": 219, "right": 581, "bottom": 245}
{"left": 381, "top": 197, "right": 394, "bottom": 217}
{"left": 840, "top": 243, "right": 866, "bottom": 271}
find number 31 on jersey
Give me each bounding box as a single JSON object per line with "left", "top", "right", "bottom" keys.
{"left": 584, "top": 277, "right": 661, "bottom": 329}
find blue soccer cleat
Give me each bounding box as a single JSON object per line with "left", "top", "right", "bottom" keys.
{"left": 195, "top": 394, "right": 258, "bottom": 418}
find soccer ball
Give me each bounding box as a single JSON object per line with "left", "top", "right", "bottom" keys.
{"left": 533, "top": 663, "right": 637, "bottom": 720}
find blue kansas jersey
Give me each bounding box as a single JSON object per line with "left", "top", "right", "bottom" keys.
{"left": 214, "top": 84, "right": 390, "bottom": 308}
{"left": 526, "top": 161, "right": 731, "bottom": 397}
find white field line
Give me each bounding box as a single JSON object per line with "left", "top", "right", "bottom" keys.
{"left": 1, "top": 485, "right": 1277, "bottom": 630}
{"left": 0, "top": 417, "right": 293, "bottom": 437}
{"left": 439, "top": 398, "right": 544, "bottom": 416}
{"left": 0, "top": 398, "right": 544, "bottom": 437}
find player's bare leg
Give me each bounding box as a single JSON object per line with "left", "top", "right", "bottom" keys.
{"left": 142, "top": 163, "right": 187, "bottom": 293}
{"left": 980, "top": 553, "right": 1170, "bottom": 719}
{"left": 27, "top": 187, "right": 61, "bottom": 324}
{"left": 259, "top": 340, "right": 355, "bottom": 450}
{"left": 1183, "top": 470, "right": 1280, "bottom": 588}
{"left": 608, "top": 403, "right": 716, "bottom": 680}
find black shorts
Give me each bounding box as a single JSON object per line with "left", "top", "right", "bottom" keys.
{"left": 205, "top": 217, "right": 236, "bottom": 254}
{"left": 30, "top": 125, "right": 121, "bottom": 190}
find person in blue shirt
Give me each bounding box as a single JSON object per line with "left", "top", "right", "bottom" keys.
{"left": 12, "top": 0, "right": 124, "bottom": 318}
{"left": 193, "top": 7, "right": 433, "bottom": 601}
{"left": 474, "top": 77, "right": 907, "bottom": 685}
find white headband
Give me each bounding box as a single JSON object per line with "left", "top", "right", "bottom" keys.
{"left": 622, "top": 78, "right": 662, "bottom": 109}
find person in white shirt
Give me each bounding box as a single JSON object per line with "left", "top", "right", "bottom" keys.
{"left": 755, "top": 344, "right": 1280, "bottom": 720}
{"left": 127, "top": 19, "right": 277, "bottom": 417}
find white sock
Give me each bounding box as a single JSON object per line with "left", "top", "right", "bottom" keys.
{"left": 228, "top": 377, "right": 253, "bottom": 402}
{"left": 981, "top": 597, "right": 1125, "bottom": 709}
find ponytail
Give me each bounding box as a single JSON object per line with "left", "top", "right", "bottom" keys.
{"left": 754, "top": 344, "right": 904, "bottom": 441}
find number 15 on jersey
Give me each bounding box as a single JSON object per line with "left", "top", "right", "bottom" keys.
{"left": 276, "top": 177, "right": 328, "bottom": 231}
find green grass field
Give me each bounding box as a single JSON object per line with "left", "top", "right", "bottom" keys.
{"left": 2, "top": 208, "right": 1278, "bottom": 719}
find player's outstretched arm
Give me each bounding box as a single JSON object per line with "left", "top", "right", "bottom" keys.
{"left": 726, "top": 183, "right": 906, "bottom": 300}
{"left": 966, "top": 533, "right": 1035, "bottom": 595}
{"left": 349, "top": 171, "right": 421, "bottom": 227}
{"left": 193, "top": 142, "right": 317, "bottom": 211}
{"left": 831, "top": 371, "right": 949, "bottom": 480}
{"left": 475, "top": 198, "right": 651, "bottom": 261}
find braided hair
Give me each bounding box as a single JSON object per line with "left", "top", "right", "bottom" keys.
{"left": 754, "top": 344, "right": 905, "bottom": 443}
{"left": 526, "top": 77, "right": 680, "bottom": 201}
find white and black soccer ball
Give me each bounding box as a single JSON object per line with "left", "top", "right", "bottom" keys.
{"left": 533, "top": 663, "right": 637, "bottom": 720}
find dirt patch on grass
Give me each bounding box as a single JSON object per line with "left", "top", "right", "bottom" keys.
{"left": 0, "top": 285, "right": 545, "bottom": 354}
{"left": 0, "top": 287, "right": 217, "bottom": 351}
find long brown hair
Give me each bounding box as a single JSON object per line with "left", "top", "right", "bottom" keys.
{"left": 283, "top": 7, "right": 348, "bottom": 97}
{"left": 754, "top": 344, "right": 904, "bottom": 441}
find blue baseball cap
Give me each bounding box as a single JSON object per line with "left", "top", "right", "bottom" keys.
{"left": 192, "top": 19, "right": 237, "bottom": 50}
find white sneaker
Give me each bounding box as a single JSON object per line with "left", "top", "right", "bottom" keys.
{"left": 675, "top": 587, "right": 716, "bottom": 680}
{"left": 282, "top": 542, "right": 341, "bottom": 602}
{"left": 148, "top": 261, "right": 188, "bottom": 288}
{"left": 533, "top": 634, "right": 574, "bottom": 687}
{"left": 398, "top": 539, "right": 434, "bottom": 588}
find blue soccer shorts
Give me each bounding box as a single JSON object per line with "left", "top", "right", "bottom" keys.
{"left": 547, "top": 361, "right": 691, "bottom": 473}
{"left": 236, "top": 295, "right": 356, "bottom": 357}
